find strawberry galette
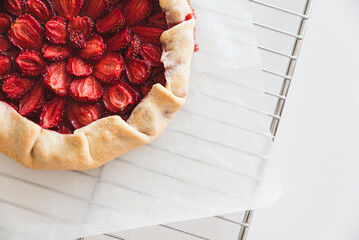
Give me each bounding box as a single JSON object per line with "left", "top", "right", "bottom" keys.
{"left": 0, "top": 0, "right": 195, "bottom": 170}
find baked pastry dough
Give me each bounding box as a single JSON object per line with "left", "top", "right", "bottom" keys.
{"left": 0, "top": 0, "right": 195, "bottom": 170}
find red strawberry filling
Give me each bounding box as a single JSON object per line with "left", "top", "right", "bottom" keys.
{"left": 16, "top": 50, "right": 46, "bottom": 77}
{"left": 18, "top": 81, "right": 45, "bottom": 116}
{"left": 2, "top": 74, "right": 34, "bottom": 99}
{"left": 5, "top": 0, "right": 23, "bottom": 16}
{"left": 79, "top": 34, "right": 105, "bottom": 61}
{"left": 69, "top": 30, "right": 86, "bottom": 49}
{"left": 123, "top": 0, "right": 152, "bottom": 26}
{"left": 66, "top": 100, "right": 101, "bottom": 129}
{"left": 126, "top": 59, "right": 151, "bottom": 85}
{"left": 81, "top": 0, "right": 107, "bottom": 21}
{"left": 41, "top": 43, "right": 72, "bottom": 62}
{"left": 106, "top": 28, "right": 131, "bottom": 52}
{"left": 125, "top": 34, "right": 140, "bottom": 59}
{"left": 69, "top": 75, "right": 103, "bottom": 102}
{"left": 0, "top": 35, "right": 12, "bottom": 52}
{"left": 130, "top": 25, "right": 164, "bottom": 43}
{"left": 39, "top": 97, "right": 66, "bottom": 129}
{"left": 45, "top": 16, "right": 68, "bottom": 44}
{"left": 42, "top": 61, "right": 70, "bottom": 96}
{"left": 103, "top": 81, "right": 140, "bottom": 113}
{"left": 66, "top": 56, "right": 93, "bottom": 77}
{"left": 93, "top": 52, "right": 124, "bottom": 84}
{"left": 148, "top": 12, "right": 167, "bottom": 29}
{"left": 140, "top": 43, "right": 162, "bottom": 67}
{"left": 24, "top": 0, "right": 54, "bottom": 24}
{"left": 8, "top": 14, "right": 44, "bottom": 50}
{"left": 0, "top": 0, "right": 197, "bottom": 133}
{"left": 0, "top": 13, "right": 12, "bottom": 34}
{"left": 0, "top": 53, "right": 12, "bottom": 79}
{"left": 68, "top": 16, "right": 93, "bottom": 39}
{"left": 95, "top": 8, "right": 125, "bottom": 34}
{"left": 51, "top": 0, "right": 83, "bottom": 19}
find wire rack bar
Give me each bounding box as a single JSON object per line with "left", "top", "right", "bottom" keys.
{"left": 264, "top": 90, "right": 287, "bottom": 100}
{"left": 253, "top": 22, "right": 304, "bottom": 39}
{"left": 215, "top": 216, "right": 249, "bottom": 228}
{"left": 77, "top": 0, "right": 313, "bottom": 239}
{"left": 262, "top": 69, "right": 292, "bottom": 80}
{"left": 237, "top": 211, "right": 255, "bottom": 240}
{"left": 104, "top": 233, "right": 129, "bottom": 240}
{"left": 249, "top": 0, "right": 309, "bottom": 19}
{"left": 159, "top": 225, "right": 211, "bottom": 240}
{"left": 257, "top": 45, "right": 298, "bottom": 60}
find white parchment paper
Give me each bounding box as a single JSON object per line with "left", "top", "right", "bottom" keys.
{"left": 0, "top": 0, "right": 282, "bottom": 239}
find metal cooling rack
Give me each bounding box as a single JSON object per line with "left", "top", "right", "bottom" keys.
{"left": 80, "top": 0, "right": 314, "bottom": 239}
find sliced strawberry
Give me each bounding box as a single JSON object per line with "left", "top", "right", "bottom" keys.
{"left": 0, "top": 53, "right": 12, "bottom": 79}
{"left": 66, "top": 56, "right": 93, "bottom": 77}
{"left": 125, "top": 59, "right": 151, "bottom": 85}
{"left": 55, "top": 120, "right": 73, "bottom": 134}
{"left": 130, "top": 25, "right": 164, "bottom": 44}
{"left": 2, "top": 74, "right": 34, "bottom": 99}
{"left": 66, "top": 101, "right": 101, "bottom": 129}
{"left": 148, "top": 12, "right": 167, "bottom": 29}
{"left": 8, "top": 14, "right": 44, "bottom": 50}
{"left": 102, "top": 81, "right": 140, "bottom": 113}
{"left": 51, "top": 0, "right": 84, "bottom": 19}
{"left": 123, "top": 0, "right": 152, "bottom": 26}
{"left": 140, "top": 43, "right": 162, "bottom": 67}
{"left": 41, "top": 43, "right": 72, "bottom": 62}
{"left": 16, "top": 50, "right": 46, "bottom": 77}
{"left": 18, "top": 81, "right": 45, "bottom": 116}
{"left": 45, "top": 17, "right": 68, "bottom": 44}
{"left": 42, "top": 61, "right": 70, "bottom": 96}
{"left": 68, "top": 16, "right": 93, "bottom": 39}
{"left": 79, "top": 34, "right": 105, "bottom": 61}
{"left": 39, "top": 97, "right": 66, "bottom": 129}
{"left": 82, "top": 0, "right": 107, "bottom": 20}
{"left": 0, "top": 14, "right": 12, "bottom": 34}
{"left": 69, "top": 75, "right": 103, "bottom": 102}
{"left": 93, "top": 52, "right": 125, "bottom": 84}
{"left": 106, "top": 28, "right": 131, "bottom": 52}
{"left": 153, "top": 71, "right": 166, "bottom": 87}
{"left": 0, "top": 35, "right": 12, "bottom": 52}
{"left": 24, "top": 0, "right": 55, "bottom": 24}
{"left": 95, "top": 8, "right": 125, "bottom": 34}
{"left": 69, "top": 30, "right": 86, "bottom": 49}
{"left": 5, "top": 0, "right": 23, "bottom": 16}
{"left": 125, "top": 34, "right": 140, "bottom": 59}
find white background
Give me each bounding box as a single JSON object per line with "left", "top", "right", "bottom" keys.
{"left": 250, "top": 0, "right": 359, "bottom": 239}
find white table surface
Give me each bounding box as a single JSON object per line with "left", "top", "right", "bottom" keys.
{"left": 250, "top": 0, "right": 359, "bottom": 239}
